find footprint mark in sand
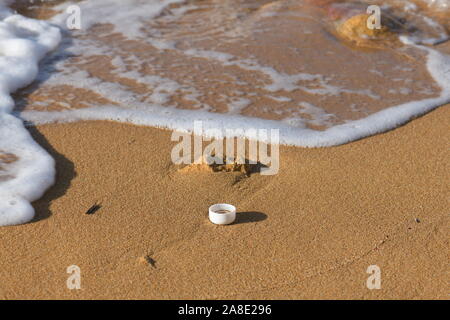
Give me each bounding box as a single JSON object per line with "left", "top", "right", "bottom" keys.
{"left": 178, "top": 154, "right": 269, "bottom": 177}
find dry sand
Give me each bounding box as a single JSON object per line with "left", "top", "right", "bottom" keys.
{"left": 1, "top": 0, "right": 449, "bottom": 300}
{"left": 0, "top": 105, "right": 448, "bottom": 299}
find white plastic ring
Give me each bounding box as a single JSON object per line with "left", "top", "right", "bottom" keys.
{"left": 209, "top": 204, "right": 236, "bottom": 225}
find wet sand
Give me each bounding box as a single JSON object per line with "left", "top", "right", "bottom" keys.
{"left": 11, "top": 0, "right": 446, "bottom": 130}
{"left": 0, "top": 105, "right": 448, "bottom": 299}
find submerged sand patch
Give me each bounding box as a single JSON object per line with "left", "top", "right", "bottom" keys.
{"left": 178, "top": 155, "right": 264, "bottom": 177}
{"left": 0, "top": 151, "right": 18, "bottom": 176}
{"left": 14, "top": 0, "right": 445, "bottom": 131}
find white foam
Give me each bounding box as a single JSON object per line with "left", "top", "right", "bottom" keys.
{"left": 19, "top": 0, "right": 450, "bottom": 149}
{"left": 0, "top": 3, "right": 61, "bottom": 226}
{"left": 20, "top": 35, "right": 450, "bottom": 148}
{"left": 423, "top": 0, "right": 450, "bottom": 9}
{"left": 52, "top": 0, "right": 186, "bottom": 37}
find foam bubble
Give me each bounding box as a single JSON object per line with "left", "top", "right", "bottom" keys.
{"left": 0, "top": 3, "right": 60, "bottom": 226}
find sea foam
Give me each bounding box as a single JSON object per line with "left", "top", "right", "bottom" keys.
{"left": 0, "top": 2, "right": 60, "bottom": 226}
{"left": 23, "top": 0, "right": 449, "bottom": 148}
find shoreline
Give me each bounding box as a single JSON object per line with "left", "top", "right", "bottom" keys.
{"left": 1, "top": 0, "right": 449, "bottom": 300}
{"left": 0, "top": 105, "right": 447, "bottom": 299}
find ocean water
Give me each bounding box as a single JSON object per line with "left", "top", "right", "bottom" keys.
{"left": 1, "top": 0, "right": 449, "bottom": 225}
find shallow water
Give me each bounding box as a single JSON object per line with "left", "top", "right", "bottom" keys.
{"left": 1, "top": 0, "right": 450, "bottom": 225}
{"left": 14, "top": 0, "right": 450, "bottom": 129}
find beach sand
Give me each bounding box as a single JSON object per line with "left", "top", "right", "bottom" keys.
{"left": 0, "top": 105, "right": 447, "bottom": 299}
{"left": 1, "top": 0, "right": 448, "bottom": 300}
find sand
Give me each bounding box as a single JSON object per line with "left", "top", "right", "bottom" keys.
{"left": 1, "top": 0, "right": 448, "bottom": 300}
{"left": 0, "top": 105, "right": 447, "bottom": 299}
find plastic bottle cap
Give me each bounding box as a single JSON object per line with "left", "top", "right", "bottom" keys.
{"left": 208, "top": 203, "right": 236, "bottom": 225}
